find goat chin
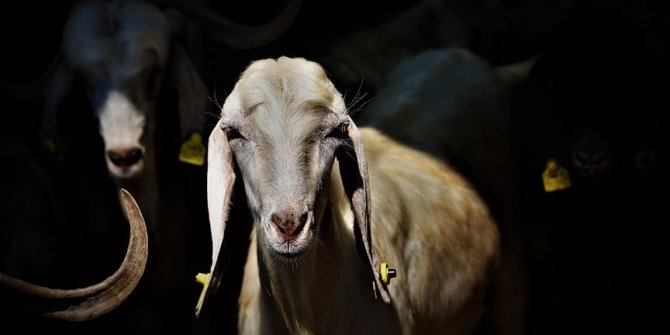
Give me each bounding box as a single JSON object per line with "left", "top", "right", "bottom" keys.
{"left": 107, "top": 160, "right": 145, "bottom": 179}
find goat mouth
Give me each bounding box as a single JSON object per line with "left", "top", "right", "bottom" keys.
{"left": 269, "top": 243, "right": 312, "bottom": 268}
{"left": 273, "top": 248, "right": 306, "bottom": 259}
{"left": 268, "top": 237, "right": 312, "bottom": 261}
{"left": 110, "top": 169, "right": 142, "bottom": 180}
{"left": 107, "top": 161, "right": 144, "bottom": 180}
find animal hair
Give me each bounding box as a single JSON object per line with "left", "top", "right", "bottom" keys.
{"left": 200, "top": 56, "right": 501, "bottom": 335}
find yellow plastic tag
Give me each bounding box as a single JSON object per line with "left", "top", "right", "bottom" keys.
{"left": 194, "top": 272, "right": 210, "bottom": 316}
{"left": 179, "top": 133, "right": 206, "bottom": 166}
{"left": 542, "top": 158, "right": 571, "bottom": 192}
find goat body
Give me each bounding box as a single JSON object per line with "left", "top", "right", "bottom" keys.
{"left": 320, "top": 0, "right": 468, "bottom": 96}
{"left": 200, "top": 56, "right": 500, "bottom": 334}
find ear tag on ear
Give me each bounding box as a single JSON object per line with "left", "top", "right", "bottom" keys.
{"left": 194, "top": 272, "right": 213, "bottom": 316}
{"left": 372, "top": 281, "right": 378, "bottom": 300}
{"left": 542, "top": 158, "right": 571, "bottom": 192}
{"left": 179, "top": 133, "right": 206, "bottom": 166}
{"left": 380, "top": 262, "right": 397, "bottom": 285}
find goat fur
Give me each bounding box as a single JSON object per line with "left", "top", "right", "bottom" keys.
{"left": 42, "top": 0, "right": 303, "bottom": 227}
{"left": 357, "top": 47, "right": 531, "bottom": 335}
{"left": 201, "top": 56, "right": 501, "bottom": 335}
{"left": 320, "top": 0, "right": 468, "bottom": 96}
{"left": 42, "top": 0, "right": 210, "bottom": 230}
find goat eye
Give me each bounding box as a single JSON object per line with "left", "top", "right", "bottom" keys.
{"left": 326, "top": 122, "right": 349, "bottom": 139}
{"left": 223, "top": 126, "right": 244, "bottom": 140}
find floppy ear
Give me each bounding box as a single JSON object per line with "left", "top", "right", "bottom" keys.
{"left": 195, "top": 120, "right": 236, "bottom": 316}
{"left": 337, "top": 116, "right": 391, "bottom": 303}
{"left": 170, "top": 42, "right": 208, "bottom": 166}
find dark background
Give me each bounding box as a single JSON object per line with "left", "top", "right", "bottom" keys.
{"left": 1, "top": 0, "right": 668, "bottom": 334}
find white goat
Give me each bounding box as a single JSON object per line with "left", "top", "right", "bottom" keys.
{"left": 196, "top": 56, "right": 501, "bottom": 334}
{"left": 0, "top": 188, "right": 148, "bottom": 321}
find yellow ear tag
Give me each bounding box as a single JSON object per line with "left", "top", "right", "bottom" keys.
{"left": 380, "top": 262, "right": 397, "bottom": 285}
{"left": 179, "top": 133, "right": 206, "bottom": 166}
{"left": 194, "top": 272, "right": 211, "bottom": 316}
{"left": 542, "top": 158, "right": 571, "bottom": 192}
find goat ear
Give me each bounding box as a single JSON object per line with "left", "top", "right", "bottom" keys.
{"left": 337, "top": 116, "right": 391, "bottom": 303}
{"left": 170, "top": 42, "right": 208, "bottom": 166}
{"left": 495, "top": 55, "right": 538, "bottom": 87}
{"left": 195, "top": 121, "right": 236, "bottom": 316}
{"left": 41, "top": 58, "right": 73, "bottom": 155}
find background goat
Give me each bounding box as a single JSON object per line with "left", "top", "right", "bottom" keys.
{"left": 1, "top": 0, "right": 302, "bottom": 333}
{"left": 356, "top": 47, "right": 534, "bottom": 335}
{"left": 512, "top": 1, "right": 669, "bottom": 334}
{"left": 42, "top": 0, "right": 302, "bottom": 229}
{"left": 195, "top": 56, "right": 501, "bottom": 334}
{"left": 319, "top": 0, "right": 469, "bottom": 96}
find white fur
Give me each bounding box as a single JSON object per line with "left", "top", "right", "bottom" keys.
{"left": 98, "top": 90, "right": 146, "bottom": 177}
{"left": 208, "top": 56, "right": 501, "bottom": 334}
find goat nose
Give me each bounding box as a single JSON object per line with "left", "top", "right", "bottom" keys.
{"left": 107, "top": 148, "right": 143, "bottom": 167}
{"left": 270, "top": 211, "right": 309, "bottom": 237}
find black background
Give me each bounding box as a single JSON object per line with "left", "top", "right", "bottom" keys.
{"left": 1, "top": 0, "right": 668, "bottom": 334}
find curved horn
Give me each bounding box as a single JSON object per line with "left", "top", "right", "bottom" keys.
{"left": 170, "top": 0, "right": 303, "bottom": 49}
{"left": 0, "top": 188, "right": 148, "bottom": 321}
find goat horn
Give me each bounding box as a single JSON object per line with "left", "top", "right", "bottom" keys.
{"left": 0, "top": 188, "right": 148, "bottom": 321}
{"left": 171, "top": 0, "right": 303, "bottom": 49}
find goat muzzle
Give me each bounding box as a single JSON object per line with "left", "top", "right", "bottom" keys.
{"left": 270, "top": 210, "right": 309, "bottom": 239}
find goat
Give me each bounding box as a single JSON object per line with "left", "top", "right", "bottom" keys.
{"left": 356, "top": 47, "right": 535, "bottom": 335}
{"left": 12, "top": 0, "right": 301, "bottom": 331}
{"left": 42, "top": 0, "right": 303, "bottom": 229}
{"left": 0, "top": 188, "right": 148, "bottom": 322}
{"left": 195, "top": 56, "right": 501, "bottom": 334}
{"left": 320, "top": 0, "right": 468, "bottom": 96}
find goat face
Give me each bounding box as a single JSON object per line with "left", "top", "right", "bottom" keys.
{"left": 198, "top": 57, "right": 387, "bottom": 314}
{"left": 219, "top": 58, "right": 351, "bottom": 261}
{"left": 62, "top": 0, "right": 170, "bottom": 179}
{"left": 196, "top": 57, "right": 390, "bottom": 315}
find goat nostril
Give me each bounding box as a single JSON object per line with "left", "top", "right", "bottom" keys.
{"left": 270, "top": 213, "right": 285, "bottom": 234}
{"left": 270, "top": 211, "right": 308, "bottom": 237}
{"left": 298, "top": 212, "right": 308, "bottom": 226}
{"left": 107, "top": 148, "right": 143, "bottom": 167}
{"left": 292, "top": 212, "right": 308, "bottom": 236}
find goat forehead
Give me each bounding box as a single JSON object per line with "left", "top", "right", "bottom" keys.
{"left": 63, "top": 0, "right": 169, "bottom": 73}
{"left": 234, "top": 57, "right": 345, "bottom": 138}
{"left": 99, "top": 91, "right": 145, "bottom": 147}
